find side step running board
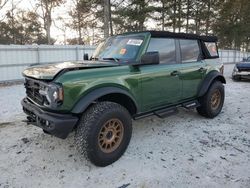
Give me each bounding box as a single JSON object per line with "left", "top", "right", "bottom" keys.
{"left": 133, "top": 100, "right": 201, "bottom": 120}
{"left": 182, "top": 100, "right": 200, "bottom": 109}
{"left": 154, "top": 107, "right": 178, "bottom": 118}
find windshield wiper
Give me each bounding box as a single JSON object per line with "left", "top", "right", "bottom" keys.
{"left": 102, "top": 57, "right": 120, "bottom": 63}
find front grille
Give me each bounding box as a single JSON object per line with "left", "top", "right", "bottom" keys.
{"left": 238, "top": 67, "right": 250, "bottom": 72}
{"left": 24, "top": 78, "right": 48, "bottom": 105}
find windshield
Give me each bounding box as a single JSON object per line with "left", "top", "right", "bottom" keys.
{"left": 92, "top": 35, "right": 145, "bottom": 63}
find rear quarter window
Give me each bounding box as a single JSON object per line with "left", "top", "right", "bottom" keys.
{"left": 180, "top": 39, "right": 200, "bottom": 63}
{"left": 205, "top": 42, "right": 218, "bottom": 57}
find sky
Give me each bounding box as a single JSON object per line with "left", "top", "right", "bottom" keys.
{"left": 0, "top": 0, "right": 160, "bottom": 44}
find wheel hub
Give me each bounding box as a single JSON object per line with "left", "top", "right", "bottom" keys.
{"left": 211, "top": 89, "right": 221, "bottom": 110}
{"left": 98, "top": 118, "right": 124, "bottom": 153}
{"left": 106, "top": 131, "right": 113, "bottom": 140}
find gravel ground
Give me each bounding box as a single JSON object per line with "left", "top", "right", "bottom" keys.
{"left": 0, "top": 64, "right": 250, "bottom": 188}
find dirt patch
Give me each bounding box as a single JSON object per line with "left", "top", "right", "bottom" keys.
{"left": 0, "top": 122, "right": 15, "bottom": 128}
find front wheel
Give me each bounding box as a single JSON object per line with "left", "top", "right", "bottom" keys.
{"left": 197, "top": 81, "right": 225, "bottom": 118}
{"left": 75, "top": 101, "right": 132, "bottom": 167}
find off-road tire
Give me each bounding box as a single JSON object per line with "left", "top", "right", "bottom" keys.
{"left": 197, "top": 81, "right": 224, "bottom": 118}
{"left": 75, "top": 101, "right": 132, "bottom": 167}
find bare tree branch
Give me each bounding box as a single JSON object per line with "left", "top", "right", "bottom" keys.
{"left": 0, "top": 0, "right": 9, "bottom": 10}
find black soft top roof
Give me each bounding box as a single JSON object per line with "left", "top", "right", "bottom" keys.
{"left": 124, "top": 30, "right": 218, "bottom": 42}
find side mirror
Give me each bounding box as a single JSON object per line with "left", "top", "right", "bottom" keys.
{"left": 242, "top": 57, "right": 247, "bottom": 62}
{"left": 84, "top": 53, "right": 89, "bottom": 60}
{"left": 141, "top": 52, "right": 159, "bottom": 65}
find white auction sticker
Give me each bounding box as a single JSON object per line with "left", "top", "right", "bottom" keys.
{"left": 127, "top": 39, "right": 143, "bottom": 46}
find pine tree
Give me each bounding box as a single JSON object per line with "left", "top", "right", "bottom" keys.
{"left": 112, "top": 0, "right": 154, "bottom": 33}
{"left": 0, "top": 10, "right": 47, "bottom": 44}
{"left": 213, "top": 0, "right": 250, "bottom": 50}
{"left": 150, "top": 0, "right": 174, "bottom": 31}
{"left": 36, "top": 0, "right": 65, "bottom": 44}
{"left": 68, "top": 0, "right": 93, "bottom": 44}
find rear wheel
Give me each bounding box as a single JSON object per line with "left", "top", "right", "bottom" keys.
{"left": 75, "top": 101, "right": 132, "bottom": 167}
{"left": 197, "top": 81, "right": 224, "bottom": 118}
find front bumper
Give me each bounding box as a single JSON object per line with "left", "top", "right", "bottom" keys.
{"left": 21, "top": 98, "right": 78, "bottom": 139}
{"left": 232, "top": 70, "right": 250, "bottom": 79}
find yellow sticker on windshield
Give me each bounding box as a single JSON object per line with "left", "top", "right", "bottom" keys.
{"left": 120, "top": 48, "right": 127, "bottom": 55}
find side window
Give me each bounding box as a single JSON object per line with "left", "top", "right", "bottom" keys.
{"left": 147, "top": 38, "right": 176, "bottom": 64}
{"left": 205, "top": 42, "right": 218, "bottom": 57}
{"left": 180, "top": 39, "right": 200, "bottom": 63}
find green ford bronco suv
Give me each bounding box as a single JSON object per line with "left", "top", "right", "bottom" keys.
{"left": 22, "top": 31, "right": 226, "bottom": 166}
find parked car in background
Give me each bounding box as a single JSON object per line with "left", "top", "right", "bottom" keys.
{"left": 232, "top": 57, "right": 250, "bottom": 81}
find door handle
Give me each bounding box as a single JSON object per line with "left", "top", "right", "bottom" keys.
{"left": 170, "top": 70, "right": 180, "bottom": 76}
{"left": 198, "top": 67, "right": 206, "bottom": 73}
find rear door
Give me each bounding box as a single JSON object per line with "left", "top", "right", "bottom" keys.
{"left": 178, "top": 39, "right": 207, "bottom": 100}
{"left": 139, "top": 38, "right": 182, "bottom": 111}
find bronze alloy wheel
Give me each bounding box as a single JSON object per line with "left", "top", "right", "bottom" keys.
{"left": 98, "top": 118, "right": 124, "bottom": 153}
{"left": 197, "top": 81, "right": 224, "bottom": 118}
{"left": 210, "top": 89, "right": 221, "bottom": 110}
{"left": 75, "top": 102, "right": 132, "bottom": 166}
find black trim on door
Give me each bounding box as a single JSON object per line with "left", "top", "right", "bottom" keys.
{"left": 175, "top": 39, "right": 181, "bottom": 64}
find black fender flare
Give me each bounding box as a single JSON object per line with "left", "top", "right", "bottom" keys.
{"left": 71, "top": 87, "right": 139, "bottom": 114}
{"left": 198, "top": 71, "right": 226, "bottom": 97}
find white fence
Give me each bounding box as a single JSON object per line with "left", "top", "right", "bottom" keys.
{"left": 0, "top": 45, "right": 95, "bottom": 82}
{"left": 0, "top": 45, "right": 249, "bottom": 82}
{"left": 219, "top": 50, "right": 250, "bottom": 64}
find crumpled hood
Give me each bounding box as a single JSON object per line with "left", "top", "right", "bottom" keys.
{"left": 22, "top": 61, "right": 118, "bottom": 80}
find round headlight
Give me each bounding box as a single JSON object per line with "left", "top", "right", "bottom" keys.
{"left": 53, "top": 90, "right": 58, "bottom": 100}
{"left": 49, "top": 84, "right": 63, "bottom": 103}
{"left": 39, "top": 83, "right": 63, "bottom": 106}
